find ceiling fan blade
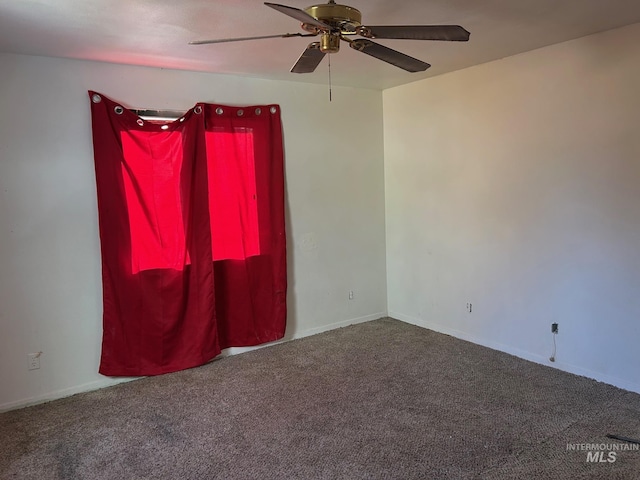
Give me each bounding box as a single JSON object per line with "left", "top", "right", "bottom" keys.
{"left": 291, "top": 42, "right": 326, "bottom": 73}
{"left": 264, "top": 2, "right": 331, "bottom": 30}
{"left": 358, "top": 25, "right": 470, "bottom": 42}
{"left": 190, "top": 32, "right": 316, "bottom": 45}
{"left": 348, "top": 39, "right": 430, "bottom": 72}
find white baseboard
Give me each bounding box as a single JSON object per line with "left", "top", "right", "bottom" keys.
{"left": 389, "top": 311, "right": 640, "bottom": 395}
{"left": 220, "top": 312, "right": 387, "bottom": 357}
{"left": 1, "top": 312, "right": 388, "bottom": 412}
{"left": 0, "top": 377, "right": 137, "bottom": 413}
{"left": 291, "top": 311, "right": 388, "bottom": 339}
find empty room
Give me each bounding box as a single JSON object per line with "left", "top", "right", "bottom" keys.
{"left": 1, "top": 1, "right": 640, "bottom": 478}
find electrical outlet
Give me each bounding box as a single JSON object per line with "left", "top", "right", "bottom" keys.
{"left": 28, "top": 353, "right": 41, "bottom": 371}
{"left": 551, "top": 323, "right": 558, "bottom": 334}
{"left": 348, "top": 290, "right": 354, "bottom": 300}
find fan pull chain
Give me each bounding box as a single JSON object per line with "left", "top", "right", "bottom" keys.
{"left": 328, "top": 54, "right": 332, "bottom": 102}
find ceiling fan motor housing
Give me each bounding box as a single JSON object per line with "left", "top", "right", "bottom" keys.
{"left": 302, "top": 2, "right": 362, "bottom": 33}
{"left": 302, "top": 2, "right": 362, "bottom": 53}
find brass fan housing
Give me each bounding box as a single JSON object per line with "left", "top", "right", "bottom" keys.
{"left": 302, "top": 2, "right": 362, "bottom": 34}
{"left": 319, "top": 32, "right": 341, "bottom": 53}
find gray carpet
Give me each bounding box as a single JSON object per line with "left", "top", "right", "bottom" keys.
{"left": 1, "top": 318, "right": 639, "bottom": 479}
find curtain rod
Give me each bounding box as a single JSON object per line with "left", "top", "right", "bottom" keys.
{"left": 130, "top": 108, "right": 187, "bottom": 119}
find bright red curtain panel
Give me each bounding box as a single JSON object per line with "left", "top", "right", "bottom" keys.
{"left": 88, "top": 91, "right": 287, "bottom": 376}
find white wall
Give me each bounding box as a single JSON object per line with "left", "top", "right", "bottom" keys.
{"left": 384, "top": 23, "right": 640, "bottom": 393}
{"left": 0, "top": 53, "right": 387, "bottom": 410}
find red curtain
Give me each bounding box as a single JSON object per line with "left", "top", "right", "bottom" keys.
{"left": 88, "top": 91, "right": 286, "bottom": 376}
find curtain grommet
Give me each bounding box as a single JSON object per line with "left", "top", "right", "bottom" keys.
{"left": 194, "top": 106, "right": 203, "bottom": 115}
{"left": 215, "top": 107, "right": 223, "bottom": 115}
{"left": 270, "top": 106, "right": 277, "bottom": 114}
{"left": 91, "top": 94, "right": 102, "bottom": 104}
{"left": 255, "top": 108, "right": 262, "bottom": 115}
{"left": 237, "top": 109, "right": 244, "bottom": 117}
{"left": 137, "top": 119, "right": 144, "bottom": 126}
{"left": 161, "top": 125, "right": 169, "bottom": 130}
{"left": 114, "top": 105, "right": 124, "bottom": 115}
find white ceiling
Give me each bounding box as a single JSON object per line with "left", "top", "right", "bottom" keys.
{"left": 2, "top": 0, "right": 640, "bottom": 90}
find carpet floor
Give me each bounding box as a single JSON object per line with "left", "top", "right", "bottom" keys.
{"left": 1, "top": 317, "right": 639, "bottom": 479}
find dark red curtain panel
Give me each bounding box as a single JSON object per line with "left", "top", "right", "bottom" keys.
{"left": 203, "top": 105, "right": 287, "bottom": 348}
{"left": 88, "top": 91, "right": 286, "bottom": 376}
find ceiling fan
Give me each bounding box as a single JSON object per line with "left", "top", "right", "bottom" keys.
{"left": 190, "top": 1, "right": 470, "bottom": 74}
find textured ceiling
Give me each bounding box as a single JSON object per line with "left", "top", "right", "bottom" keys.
{"left": 2, "top": 0, "right": 640, "bottom": 90}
